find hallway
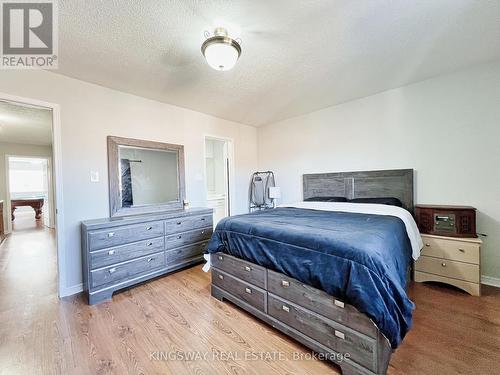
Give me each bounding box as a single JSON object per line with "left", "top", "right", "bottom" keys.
{"left": 1, "top": 212, "right": 56, "bottom": 303}
{"left": 0, "top": 212, "right": 58, "bottom": 373}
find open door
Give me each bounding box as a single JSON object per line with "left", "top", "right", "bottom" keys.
{"left": 205, "top": 137, "right": 232, "bottom": 226}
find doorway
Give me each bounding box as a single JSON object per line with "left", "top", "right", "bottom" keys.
{"left": 6, "top": 156, "right": 54, "bottom": 231}
{"left": 204, "top": 137, "right": 232, "bottom": 226}
{"left": 0, "top": 94, "right": 65, "bottom": 298}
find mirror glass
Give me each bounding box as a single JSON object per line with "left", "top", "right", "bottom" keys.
{"left": 118, "top": 146, "right": 179, "bottom": 207}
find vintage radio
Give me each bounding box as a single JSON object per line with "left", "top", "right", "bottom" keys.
{"left": 415, "top": 205, "right": 477, "bottom": 238}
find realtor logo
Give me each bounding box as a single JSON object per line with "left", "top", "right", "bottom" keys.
{"left": 1, "top": 0, "right": 58, "bottom": 69}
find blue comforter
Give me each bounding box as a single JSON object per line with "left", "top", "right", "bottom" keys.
{"left": 207, "top": 207, "right": 414, "bottom": 348}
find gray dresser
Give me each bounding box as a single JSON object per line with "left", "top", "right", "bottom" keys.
{"left": 81, "top": 207, "right": 213, "bottom": 304}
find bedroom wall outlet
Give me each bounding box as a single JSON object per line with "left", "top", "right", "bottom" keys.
{"left": 90, "top": 171, "right": 99, "bottom": 182}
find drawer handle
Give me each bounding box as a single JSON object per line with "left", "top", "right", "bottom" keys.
{"left": 176, "top": 222, "right": 182, "bottom": 225}
{"left": 425, "top": 243, "right": 430, "bottom": 247}
{"left": 334, "top": 330, "right": 345, "bottom": 340}
{"left": 146, "top": 226, "right": 153, "bottom": 231}
{"left": 109, "top": 267, "right": 117, "bottom": 274}
{"left": 177, "top": 235, "right": 182, "bottom": 239}
{"left": 218, "top": 255, "right": 223, "bottom": 261}
{"left": 146, "top": 242, "right": 153, "bottom": 246}
{"left": 147, "top": 257, "right": 154, "bottom": 263}
{"left": 441, "top": 262, "right": 447, "bottom": 267}
{"left": 458, "top": 248, "right": 465, "bottom": 253}
{"left": 107, "top": 232, "right": 115, "bottom": 238}
{"left": 334, "top": 300, "right": 345, "bottom": 308}
{"left": 281, "top": 280, "right": 290, "bottom": 287}
{"left": 282, "top": 305, "right": 290, "bottom": 313}
{"left": 201, "top": 230, "right": 205, "bottom": 234}
{"left": 244, "top": 266, "right": 251, "bottom": 272}
{"left": 245, "top": 287, "right": 252, "bottom": 294}
{"left": 218, "top": 274, "right": 224, "bottom": 280}
{"left": 108, "top": 250, "right": 115, "bottom": 256}
{"left": 201, "top": 217, "right": 206, "bottom": 221}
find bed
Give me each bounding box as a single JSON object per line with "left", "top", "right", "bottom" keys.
{"left": 207, "top": 169, "right": 421, "bottom": 375}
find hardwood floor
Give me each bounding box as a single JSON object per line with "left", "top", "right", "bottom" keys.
{"left": 1, "top": 220, "right": 499, "bottom": 375}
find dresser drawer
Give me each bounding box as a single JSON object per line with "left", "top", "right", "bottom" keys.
{"left": 212, "top": 269, "right": 266, "bottom": 311}
{"left": 165, "top": 214, "right": 212, "bottom": 234}
{"left": 421, "top": 236, "right": 480, "bottom": 264}
{"left": 90, "top": 237, "right": 164, "bottom": 269}
{"left": 415, "top": 255, "right": 479, "bottom": 283}
{"left": 88, "top": 221, "right": 164, "bottom": 251}
{"left": 211, "top": 253, "right": 266, "bottom": 289}
{"left": 91, "top": 251, "right": 165, "bottom": 289}
{"left": 166, "top": 241, "right": 207, "bottom": 265}
{"left": 267, "top": 270, "right": 377, "bottom": 338}
{"left": 268, "top": 294, "right": 376, "bottom": 372}
{"left": 165, "top": 227, "right": 212, "bottom": 250}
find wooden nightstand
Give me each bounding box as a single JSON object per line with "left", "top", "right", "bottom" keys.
{"left": 415, "top": 234, "right": 482, "bottom": 296}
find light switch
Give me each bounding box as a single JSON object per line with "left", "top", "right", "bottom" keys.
{"left": 90, "top": 171, "right": 99, "bottom": 182}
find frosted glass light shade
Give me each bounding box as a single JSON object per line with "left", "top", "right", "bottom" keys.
{"left": 203, "top": 42, "right": 239, "bottom": 71}
{"left": 201, "top": 28, "right": 241, "bottom": 71}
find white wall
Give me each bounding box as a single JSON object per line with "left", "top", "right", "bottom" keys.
{"left": 0, "top": 70, "right": 258, "bottom": 295}
{"left": 0, "top": 142, "right": 53, "bottom": 232}
{"left": 258, "top": 61, "right": 500, "bottom": 279}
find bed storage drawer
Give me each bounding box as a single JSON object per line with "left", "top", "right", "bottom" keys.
{"left": 268, "top": 293, "right": 377, "bottom": 372}
{"left": 90, "top": 251, "right": 165, "bottom": 288}
{"left": 165, "top": 214, "right": 213, "bottom": 234}
{"left": 165, "top": 227, "right": 212, "bottom": 250}
{"left": 166, "top": 242, "right": 208, "bottom": 265}
{"left": 267, "top": 270, "right": 377, "bottom": 338}
{"left": 90, "top": 237, "right": 164, "bottom": 269}
{"left": 211, "top": 253, "right": 266, "bottom": 289}
{"left": 88, "top": 221, "right": 164, "bottom": 251}
{"left": 212, "top": 268, "right": 266, "bottom": 311}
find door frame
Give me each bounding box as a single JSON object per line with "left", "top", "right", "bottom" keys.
{"left": 0, "top": 92, "right": 66, "bottom": 298}
{"left": 203, "top": 135, "right": 234, "bottom": 217}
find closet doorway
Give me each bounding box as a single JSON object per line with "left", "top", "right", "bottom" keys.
{"left": 204, "top": 137, "right": 232, "bottom": 226}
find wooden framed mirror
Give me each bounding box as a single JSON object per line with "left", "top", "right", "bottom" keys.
{"left": 107, "top": 136, "right": 186, "bottom": 217}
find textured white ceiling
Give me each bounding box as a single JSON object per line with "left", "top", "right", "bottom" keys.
{"left": 0, "top": 101, "right": 52, "bottom": 146}
{"left": 56, "top": 0, "right": 500, "bottom": 126}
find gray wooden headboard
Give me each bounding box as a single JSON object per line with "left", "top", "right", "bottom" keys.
{"left": 303, "top": 169, "right": 414, "bottom": 213}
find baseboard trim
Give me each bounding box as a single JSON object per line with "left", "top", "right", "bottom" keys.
{"left": 60, "top": 283, "right": 83, "bottom": 298}
{"left": 481, "top": 275, "right": 500, "bottom": 288}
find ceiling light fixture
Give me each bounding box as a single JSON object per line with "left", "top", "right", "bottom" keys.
{"left": 201, "top": 27, "right": 241, "bottom": 71}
